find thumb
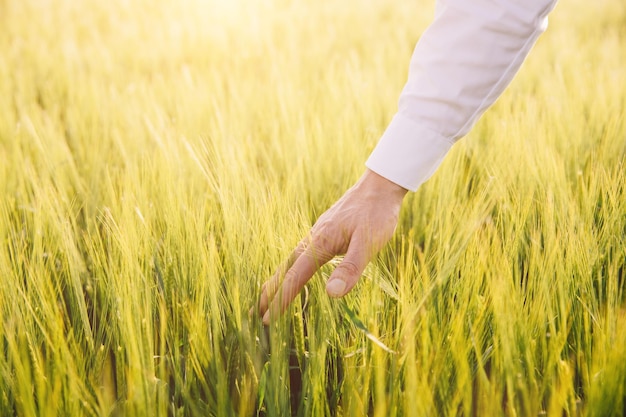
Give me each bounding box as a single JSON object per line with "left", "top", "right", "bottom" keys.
{"left": 326, "top": 237, "right": 370, "bottom": 298}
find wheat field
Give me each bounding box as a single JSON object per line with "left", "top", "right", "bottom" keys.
{"left": 1, "top": 0, "right": 625, "bottom": 416}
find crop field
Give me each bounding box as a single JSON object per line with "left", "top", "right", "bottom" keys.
{"left": 1, "top": 0, "right": 625, "bottom": 415}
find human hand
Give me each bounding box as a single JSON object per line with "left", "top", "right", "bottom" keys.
{"left": 255, "top": 169, "right": 407, "bottom": 325}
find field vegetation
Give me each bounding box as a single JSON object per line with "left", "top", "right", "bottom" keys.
{"left": 1, "top": 0, "right": 625, "bottom": 415}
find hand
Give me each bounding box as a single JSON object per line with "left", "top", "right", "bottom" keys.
{"left": 256, "top": 169, "right": 407, "bottom": 325}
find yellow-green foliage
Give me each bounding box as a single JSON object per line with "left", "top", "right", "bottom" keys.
{"left": 1, "top": 0, "right": 624, "bottom": 416}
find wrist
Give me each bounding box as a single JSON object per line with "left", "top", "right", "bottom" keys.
{"left": 356, "top": 169, "right": 409, "bottom": 201}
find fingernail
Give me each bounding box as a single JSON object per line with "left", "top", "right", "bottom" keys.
{"left": 326, "top": 279, "right": 346, "bottom": 297}
{"left": 262, "top": 311, "right": 270, "bottom": 325}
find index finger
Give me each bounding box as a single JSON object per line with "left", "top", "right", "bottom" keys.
{"left": 255, "top": 238, "right": 308, "bottom": 318}
{"left": 262, "top": 241, "right": 335, "bottom": 325}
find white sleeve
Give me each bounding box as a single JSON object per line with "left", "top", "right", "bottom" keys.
{"left": 366, "top": 0, "right": 558, "bottom": 191}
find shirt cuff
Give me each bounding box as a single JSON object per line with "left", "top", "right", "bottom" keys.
{"left": 365, "top": 112, "right": 454, "bottom": 192}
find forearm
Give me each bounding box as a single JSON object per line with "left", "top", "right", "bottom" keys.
{"left": 367, "top": 0, "right": 558, "bottom": 191}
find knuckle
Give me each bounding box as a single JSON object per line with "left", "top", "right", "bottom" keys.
{"left": 311, "top": 231, "right": 331, "bottom": 249}
{"left": 265, "top": 279, "right": 277, "bottom": 295}
{"left": 284, "top": 269, "right": 300, "bottom": 284}
{"left": 337, "top": 260, "right": 360, "bottom": 277}
{"left": 312, "top": 221, "right": 334, "bottom": 240}
{"left": 311, "top": 230, "right": 339, "bottom": 258}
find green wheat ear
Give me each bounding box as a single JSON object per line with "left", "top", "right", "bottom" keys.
{"left": 291, "top": 287, "right": 307, "bottom": 371}
{"left": 0, "top": 0, "right": 624, "bottom": 415}
{"left": 341, "top": 301, "right": 396, "bottom": 354}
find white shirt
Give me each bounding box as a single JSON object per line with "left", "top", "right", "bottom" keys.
{"left": 366, "top": 0, "right": 558, "bottom": 191}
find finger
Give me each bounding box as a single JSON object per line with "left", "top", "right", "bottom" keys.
{"left": 263, "top": 242, "right": 335, "bottom": 325}
{"left": 256, "top": 265, "right": 286, "bottom": 318}
{"left": 326, "top": 231, "right": 371, "bottom": 298}
{"left": 256, "top": 239, "right": 309, "bottom": 318}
